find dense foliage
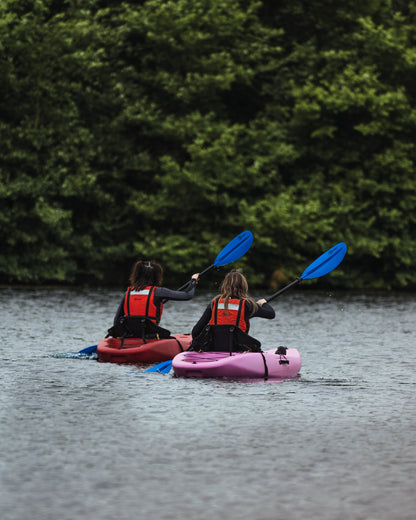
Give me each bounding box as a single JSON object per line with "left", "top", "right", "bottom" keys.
{"left": 1, "top": 0, "right": 415, "bottom": 290}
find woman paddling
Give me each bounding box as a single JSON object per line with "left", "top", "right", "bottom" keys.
{"left": 191, "top": 270, "right": 275, "bottom": 352}
{"left": 109, "top": 260, "right": 199, "bottom": 339}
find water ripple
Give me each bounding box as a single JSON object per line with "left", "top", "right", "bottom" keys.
{"left": 1, "top": 289, "right": 416, "bottom": 520}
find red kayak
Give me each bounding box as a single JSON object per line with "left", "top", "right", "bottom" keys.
{"left": 97, "top": 334, "right": 192, "bottom": 364}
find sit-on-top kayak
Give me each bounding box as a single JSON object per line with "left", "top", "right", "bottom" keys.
{"left": 97, "top": 334, "right": 192, "bottom": 364}
{"left": 172, "top": 347, "right": 301, "bottom": 379}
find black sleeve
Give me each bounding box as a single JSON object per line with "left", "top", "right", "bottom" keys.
{"left": 154, "top": 279, "right": 197, "bottom": 303}
{"left": 113, "top": 295, "right": 125, "bottom": 325}
{"left": 192, "top": 304, "right": 212, "bottom": 338}
{"left": 248, "top": 301, "right": 276, "bottom": 319}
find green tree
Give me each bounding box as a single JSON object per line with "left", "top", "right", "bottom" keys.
{"left": 246, "top": 0, "right": 416, "bottom": 289}
{"left": 1, "top": 0, "right": 415, "bottom": 289}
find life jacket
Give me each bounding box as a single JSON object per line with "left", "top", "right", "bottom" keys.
{"left": 123, "top": 286, "right": 163, "bottom": 324}
{"left": 209, "top": 298, "right": 249, "bottom": 333}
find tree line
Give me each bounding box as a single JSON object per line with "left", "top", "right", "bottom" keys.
{"left": 1, "top": 0, "right": 415, "bottom": 290}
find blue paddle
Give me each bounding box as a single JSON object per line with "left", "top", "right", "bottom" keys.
{"left": 144, "top": 241, "right": 347, "bottom": 374}
{"left": 78, "top": 344, "right": 98, "bottom": 355}
{"left": 53, "top": 344, "right": 98, "bottom": 359}
{"left": 78, "top": 231, "right": 254, "bottom": 356}
{"left": 139, "top": 360, "right": 173, "bottom": 374}
{"left": 264, "top": 242, "right": 347, "bottom": 302}
{"left": 175, "top": 230, "right": 254, "bottom": 291}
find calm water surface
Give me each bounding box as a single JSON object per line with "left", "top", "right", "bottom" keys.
{"left": 0, "top": 288, "right": 415, "bottom": 520}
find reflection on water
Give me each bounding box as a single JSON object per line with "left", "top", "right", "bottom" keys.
{"left": 1, "top": 288, "right": 415, "bottom": 520}
{"left": 300, "top": 378, "right": 359, "bottom": 386}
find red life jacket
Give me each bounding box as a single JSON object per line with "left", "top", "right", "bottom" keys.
{"left": 123, "top": 286, "right": 163, "bottom": 324}
{"left": 209, "top": 298, "right": 249, "bottom": 333}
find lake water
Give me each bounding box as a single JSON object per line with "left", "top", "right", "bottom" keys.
{"left": 1, "top": 288, "right": 415, "bottom": 520}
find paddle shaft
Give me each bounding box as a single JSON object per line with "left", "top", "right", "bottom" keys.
{"left": 171, "top": 231, "right": 254, "bottom": 293}
{"left": 265, "top": 278, "right": 302, "bottom": 303}
{"left": 264, "top": 242, "right": 347, "bottom": 304}
{"left": 176, "top": 264, "right": 214, "bottom": 292}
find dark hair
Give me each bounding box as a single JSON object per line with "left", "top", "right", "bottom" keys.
{"left": 129, "top": 260, "right": 163, "bottom": 290}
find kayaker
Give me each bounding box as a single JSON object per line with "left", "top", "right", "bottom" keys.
{"left": 109, "top": 260, "right": 199, "bottom": 338}
{"left": 191, "top": 270, "right": 275, "bottom": 352}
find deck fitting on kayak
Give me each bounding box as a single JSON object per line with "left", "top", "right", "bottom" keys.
{"left": 275, "top": 346, "right": 287, "bottom": 355}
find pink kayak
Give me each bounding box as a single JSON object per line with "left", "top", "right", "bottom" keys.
{"left": 172, "top": 347, "right": 301, "bottom": 379}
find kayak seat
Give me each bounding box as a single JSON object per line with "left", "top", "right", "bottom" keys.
{"left": 106, "top": 316, "right": 171, "bottom": 344}
{"left": 191, "top": 325, "right": 261, "bottom": 353}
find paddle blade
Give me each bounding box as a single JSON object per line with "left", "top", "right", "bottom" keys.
{"left": 213, "top": 230, "right": 253, "bottom": 267}
{"left": 143, "top": 360, "right": 173, "bottom": 374}
{"left": 301, "top": 242, "right": 347, "bottom": 280}
{"left": 78, "top": 345, "right": 98, "bottom": 355}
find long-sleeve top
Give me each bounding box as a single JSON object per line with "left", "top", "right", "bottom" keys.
{"left": 191, "top": 299, "right": 275, "bottom": 338}
{"left": 113, "top": 279, "right": 197, "bottom": 325}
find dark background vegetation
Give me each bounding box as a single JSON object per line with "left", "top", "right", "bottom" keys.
{"left": 1, "top": 0, "right": 415, "bottom": 290}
